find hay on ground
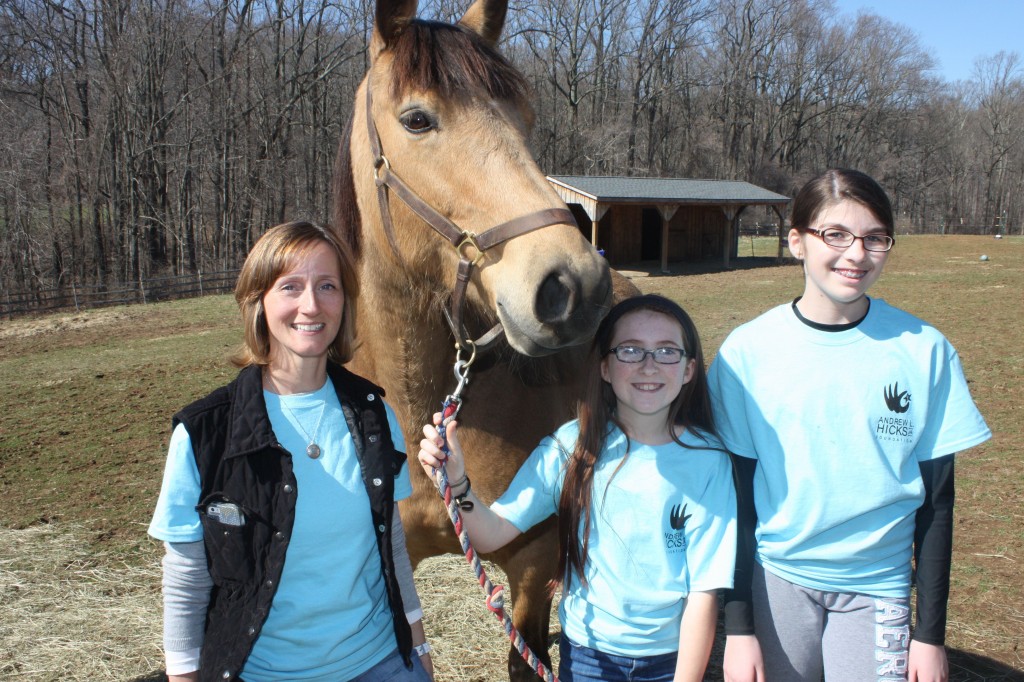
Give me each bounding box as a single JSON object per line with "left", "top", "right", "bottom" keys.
{"left": 0, "top": 523, "right": 557, "bottom": 681}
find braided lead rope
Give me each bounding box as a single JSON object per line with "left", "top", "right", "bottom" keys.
{"left": 433, "top": 394, "right": 559, "bottom": 682}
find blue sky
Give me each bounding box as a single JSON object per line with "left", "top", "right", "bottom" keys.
{"left": 832, "top": 0, "right": 1023, "bottom": 83}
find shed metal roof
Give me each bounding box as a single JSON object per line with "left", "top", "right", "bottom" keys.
{"left": 547, "top": 175, "right": 790, "bottom": 205}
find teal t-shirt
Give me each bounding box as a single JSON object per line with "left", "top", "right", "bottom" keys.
{"left": 149, "top": 378, "right": 412, "bottom": 681}
{"left": 491, "top": 420, "right": 736, "bottom": 657}
{"left": 708, "top": 299, "right": 991, "bottom": 597}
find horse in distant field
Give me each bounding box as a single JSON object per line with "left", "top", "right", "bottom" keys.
{"left": 332, "top": 0, "right": 634, "bottom": 677}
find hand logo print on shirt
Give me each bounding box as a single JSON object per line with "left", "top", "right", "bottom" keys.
{"left": 883, "top": 383, "right": 912, "bottom": 414}
{"left": 669, "top": 503, "right": 691, "bottom": 531}
{"left": 665, "top": 502, "right": 690, "bottom": 551}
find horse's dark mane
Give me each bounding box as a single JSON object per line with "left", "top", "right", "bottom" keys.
{"left": 388, "top": 20, "right": 530, "bottom": 104}
{"left": 330, "top": 115, "right": 360, "bottom": 255}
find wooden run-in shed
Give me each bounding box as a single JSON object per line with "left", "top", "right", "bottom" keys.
{"left": 547, "top": 175, "right": 791, "bottom": 271}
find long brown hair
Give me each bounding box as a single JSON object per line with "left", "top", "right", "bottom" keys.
{"left": 552, "top": 294, "right": 719, "bottom": 590}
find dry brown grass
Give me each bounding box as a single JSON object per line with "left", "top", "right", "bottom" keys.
{"left": 2, "top": 522, "right": 1016, "bottom": 681}
{"left": 0, "top": 524, "right": 164, "bottom": 680}
{"left": 0, "top": 523, "right": 556, "bottom": 681}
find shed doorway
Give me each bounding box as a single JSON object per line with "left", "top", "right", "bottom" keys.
{"left": 641, "top": 208, "right": 661, "bottom": 261}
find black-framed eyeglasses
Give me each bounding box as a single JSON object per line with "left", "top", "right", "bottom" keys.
{"left": 804, "top": 227, "right": 894, "bottom": 252}
{"left": 608, "top": 345, "right": 686, "bottom": 364}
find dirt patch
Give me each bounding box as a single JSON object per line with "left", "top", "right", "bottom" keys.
{"left": 0, "top": 295, "right": 239, "bottom": 360}
{"left": 0, "top": 308, "right": 147, "bottom": 340}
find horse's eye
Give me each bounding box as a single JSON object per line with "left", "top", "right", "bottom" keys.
{"left": 400, "top": 110, "right": 434, "bottom": 133}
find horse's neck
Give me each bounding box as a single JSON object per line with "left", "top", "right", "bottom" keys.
{"left": 349, "top": 262, "right": 455, "bottom": 416}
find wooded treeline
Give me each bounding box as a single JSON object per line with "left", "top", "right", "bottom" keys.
{"left": 2, "top": 0, "right": 1022, "bottom": 296}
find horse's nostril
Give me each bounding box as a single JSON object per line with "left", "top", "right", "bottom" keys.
{"left": 535, "top": 272, "right": 576, "bottom": 324}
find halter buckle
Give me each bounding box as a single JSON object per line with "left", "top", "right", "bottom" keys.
{"left": 455, "top": 232, "right": 485, "bottom": 266}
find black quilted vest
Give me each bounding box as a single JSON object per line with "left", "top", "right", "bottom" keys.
{"left": 173, "top": 362, "right": 412, "bottom": 682}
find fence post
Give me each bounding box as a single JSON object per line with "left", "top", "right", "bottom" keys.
{"left": 72, "top": 281, "right": 80, "bottom": 311}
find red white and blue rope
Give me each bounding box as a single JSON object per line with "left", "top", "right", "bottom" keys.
{"left": 433, "top": 395, "right": 559, "bottom": 682}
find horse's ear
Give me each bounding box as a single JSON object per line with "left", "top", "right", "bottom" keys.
{"left": 458, "top": 0, "right": 508, "bottom": 47}
{"left": 371, "top": 0, "right": 418, "bottom": 58}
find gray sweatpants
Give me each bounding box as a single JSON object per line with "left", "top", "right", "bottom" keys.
{"left": 752, "top": 562, "right": 911, "bottom": 681}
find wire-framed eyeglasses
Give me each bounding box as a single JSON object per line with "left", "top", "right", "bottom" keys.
{"left": 804, "top": 227, "right": 894, "bottom": 252}
{"left": 608, "top": 345, "right": 686, "bottom": 364}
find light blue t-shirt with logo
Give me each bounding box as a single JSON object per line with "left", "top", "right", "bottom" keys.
{"left": 149, "top": 378, "right": 412, "bottom": 681}
{"left": 491, "top": 420, "right": 736, "bottom": 657}
{"left": 708, "top": 299, "right": 991, "bottom": 597}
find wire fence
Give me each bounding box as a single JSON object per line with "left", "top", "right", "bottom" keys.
{"left": 1, "top": 270, "right": 240, "bottom": 320}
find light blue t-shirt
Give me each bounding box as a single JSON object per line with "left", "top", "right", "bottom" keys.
{"left": 708, "top": 299, "right": 991, "bottom": 597}
{"left": 149, "top": 378, "right": 412, "bottom": 681}
{"left": 491, "top": 420, "right": 736, "bottom": 657}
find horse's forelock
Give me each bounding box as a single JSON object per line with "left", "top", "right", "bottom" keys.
{"left": 387, "top": 20, "right": 529, "bottom": 105}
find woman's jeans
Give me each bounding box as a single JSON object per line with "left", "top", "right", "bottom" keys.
{"left": 349, "top": 648, "right": 432, "bottom": 682}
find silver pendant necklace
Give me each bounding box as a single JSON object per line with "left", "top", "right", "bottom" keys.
{"left": 281, "top": 399, "right": 327, "bottom": 459}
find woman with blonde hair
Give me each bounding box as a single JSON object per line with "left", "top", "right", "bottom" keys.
{"left": 150, "top": 221, "right": 433, "bottom": 682}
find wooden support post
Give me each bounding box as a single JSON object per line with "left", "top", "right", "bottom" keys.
{"left": 656, "top": 205, "right": 679, "bottom": 274}
{"left": 721, "top": 207, "right": 736, "bottom": 268}
{"left": 772, "top": 205, "right": 789, "bottom": 260}
{"left": 590, "top": 203, "right": 609, "bottom": 251}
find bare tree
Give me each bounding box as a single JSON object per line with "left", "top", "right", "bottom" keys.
{"left": 971, "top": 51, "right": 1024, "bottom": 232}
{"left": 1, "top": 0, "right": 1021, "bottom": 304}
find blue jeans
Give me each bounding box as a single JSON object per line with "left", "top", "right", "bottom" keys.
{"left": 348, "top": 648, "right": 431, "bottom": 682}
{"left": 559, "top": 636, "right": 677, "bottom": 682}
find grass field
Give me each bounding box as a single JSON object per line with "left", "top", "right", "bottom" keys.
{"left": 1, "top": 235, "right": 1021, "bottom": 680}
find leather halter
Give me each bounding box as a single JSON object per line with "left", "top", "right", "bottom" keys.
{"left": 364, "top": 78, "right": 577, "bottom": 352}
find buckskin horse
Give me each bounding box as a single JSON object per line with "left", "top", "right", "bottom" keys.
{"left": 331, "top": 0, "right": 635, "bottom": 677}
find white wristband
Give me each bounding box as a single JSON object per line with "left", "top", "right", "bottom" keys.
{"left": 413, "top": 642, "right": 432, "bottom": 657}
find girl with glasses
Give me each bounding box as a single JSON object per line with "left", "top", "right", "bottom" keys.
{"left": 418, "top": 294, "right": 737, "bottom": 682}
{"left": 709, "top": 169, "right": 991, "bottom": 682}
